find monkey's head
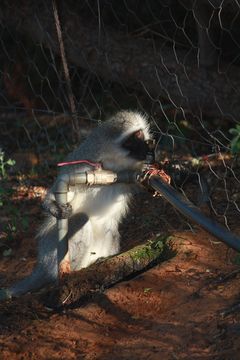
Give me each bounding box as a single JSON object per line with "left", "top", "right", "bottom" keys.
{"left": 98, "top": 111, "right": 152, "bottom": 172}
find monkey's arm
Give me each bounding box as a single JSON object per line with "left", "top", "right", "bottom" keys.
{"left": 43, "top": 162, "right": 97, "bottom": 219}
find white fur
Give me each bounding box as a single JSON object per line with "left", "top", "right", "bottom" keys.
{"left": 116, "top": 112, "right": 150, "bottom": 143}
{"left": 69, "top": 184, "right": 131, "bottom": 269}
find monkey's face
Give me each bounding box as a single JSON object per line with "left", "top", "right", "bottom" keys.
{"left": 121, "top": 129, "right": 151, "bottom": 161}
{"left": 102, "top": 129, "right": 152, "bottom": 172}
{"left": 98, "top": 111, "right": 152, "bottom": 172}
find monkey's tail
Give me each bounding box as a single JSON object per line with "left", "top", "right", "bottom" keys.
{"left": 149, "top": 175, "right": 240, "bottom": 252}
{"left": 0, "top": 260, "right": 58, "bottom": 301}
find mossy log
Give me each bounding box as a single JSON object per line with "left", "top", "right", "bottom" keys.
{"left": 43, "top": 235, "right": 172, "bottom": 308}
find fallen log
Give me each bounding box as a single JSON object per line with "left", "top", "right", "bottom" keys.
{"left": 42, "top": 235, "right": 173, "bottom": 308}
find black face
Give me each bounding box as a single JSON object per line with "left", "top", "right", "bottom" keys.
{"left": 122, "top": 130, "right": 150, "bottom": 160}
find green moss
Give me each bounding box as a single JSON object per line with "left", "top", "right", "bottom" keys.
{"left": 130, "top": 234, "right": 171, "bottom": 262}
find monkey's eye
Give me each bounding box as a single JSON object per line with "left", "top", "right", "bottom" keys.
{"left": 134, "top": 130, "right": 144, "bottom": 140}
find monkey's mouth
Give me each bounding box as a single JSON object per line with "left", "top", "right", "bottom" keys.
{"left": 124, "top": 139, "right": 154, "bottom": 161}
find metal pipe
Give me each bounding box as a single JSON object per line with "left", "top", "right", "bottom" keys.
{"left": 54, "top": 175, "right": 71, "bottom": 278}
{"left": 149, "top": 175, "right": 240, "bottom": 252}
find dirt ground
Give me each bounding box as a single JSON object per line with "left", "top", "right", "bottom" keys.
{"left": 0, "top": 184, "right": 240, "bottom": 360}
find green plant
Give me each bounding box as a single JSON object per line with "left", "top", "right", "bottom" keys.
{"left": 0, "top": 150, "right": 15, "bottom": 178}
{"left": 3, "top": 206, "right": 29, "bottom": 238}
{"left": 0, "top": 182, "right": 29, "bottom": 256}
{"left": 143, "top": 287, "right": 152, "bottom": 293}
{"left": 0, "top": 185, "right": 14, "bottom": 207}
{"left": 229, "top": 124, "right": 240, "bottom": 154}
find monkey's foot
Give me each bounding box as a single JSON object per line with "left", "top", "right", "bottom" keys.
{"left": 43, "top": 201, "right": 72, "bottom": 219}
{"left": 0, "top": 288, "right": 12, "bottom": 301}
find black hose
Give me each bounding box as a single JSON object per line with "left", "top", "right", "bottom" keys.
{"left": 149, "top": 175, "right": 240, "bottom": 252}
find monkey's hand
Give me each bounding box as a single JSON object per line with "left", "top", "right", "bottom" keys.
{"left": 43, "top": 200, "right": 72, "bottom": 219}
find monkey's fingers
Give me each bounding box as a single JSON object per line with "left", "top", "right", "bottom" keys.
{"left": 43, "top": 201, "right": 72, "bottom": 219}
{"left": 56, "top": 203, "right": 72, "bottom": 219}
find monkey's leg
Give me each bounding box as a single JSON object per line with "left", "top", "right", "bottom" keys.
{"left": 80, "top": 219, "right": 120, "bottom": 268}
{"left": 1, "top": 217, "right": 59, "bottom": 299}
{"left": 67, "top": 214, "right": 120, "bottom": 270}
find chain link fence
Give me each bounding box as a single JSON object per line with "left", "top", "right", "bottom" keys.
{"left": 0, "top": 0, "right": 239, "bottom": 236}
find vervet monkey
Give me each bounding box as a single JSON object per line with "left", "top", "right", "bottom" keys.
{"left": 1, "top": 111, "right": 151, "bottom": 298}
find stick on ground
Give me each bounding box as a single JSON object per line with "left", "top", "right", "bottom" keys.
{"left": 43, "top": 235, "right": 173, "bottom": 308}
